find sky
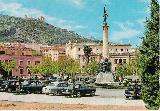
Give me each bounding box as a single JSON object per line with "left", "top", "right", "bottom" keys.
{"left": 0, "top": 0, "right": 151, "bottom": 47}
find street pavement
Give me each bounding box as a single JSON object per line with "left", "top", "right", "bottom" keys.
{"left": 95, "top": 88, "right": 125, "bottom": 98}
{"left": 0, "top": 88, "right": 145, "bottom": 106}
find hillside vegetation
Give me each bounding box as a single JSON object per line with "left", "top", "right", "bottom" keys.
{"left": 0, "top": 15, "right": 98, "bottom": 45}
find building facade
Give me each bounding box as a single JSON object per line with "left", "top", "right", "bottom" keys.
{"left": 40, "top": 46, "right": 66, "bottom": 61}
{"left": 0, "top": 43, "right": 42, "bottom": 78}
{"left": 66, "top": 42, "right": 136, "bottom": 72}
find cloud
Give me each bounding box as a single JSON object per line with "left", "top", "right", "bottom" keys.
{"left": 136, "top": 18, "right": 145, "bottom": 27}
{"left": 0, "top": 1, "right": 87, "bottom": 31}
{"left": 68, "top": 0, "right": 84, "bottom": 8}
{"left": 110, "top": 22, "right": 140, "bottom": 41}
{"left": 70, "top": 0, "right": 83, "bottom": 6}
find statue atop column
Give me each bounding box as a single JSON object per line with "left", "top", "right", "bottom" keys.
{"left": 103, "top": 5, "right": 108, "bottom": 23}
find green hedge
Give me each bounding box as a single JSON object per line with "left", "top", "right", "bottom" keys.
{"left": 94, "top": 83, "right": 126, "bottom": 89}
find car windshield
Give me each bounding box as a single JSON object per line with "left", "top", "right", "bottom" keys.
{"left": 75, "top": 84, "right": 88, "bottom": 88}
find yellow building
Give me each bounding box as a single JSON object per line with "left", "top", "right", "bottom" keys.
{"left": 40, "top": 46, "right": 66, "bottom": 61}
{"left": 66, "top": 42, "right": 136, "bottom": 72}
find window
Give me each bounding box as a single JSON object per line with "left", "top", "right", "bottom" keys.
{"left": 115, "top": 67, "right": 117, "bottom": 71}
{"left": 78, "top": 48, "right": 81, "bottom": 51}
{"left": 20, "top": 68, "right": 23, "bottom": 74}
{"left": 78, "top": 55, "right": 80, "bottom": 58}
{"left": 123, "top": 59, "right": 126, "bottom": 63}
{"left": 27, "top": 61, "right": 31, "bottom": 65}
{"left": 19, "top": 60, "right": 23, "bottom": 66}
{"left": 114, "top": 59, "right": 118, "bottom": 64}
{"left": 121, "top": 49, "right": 123, "bottom": 52}
{"left": 0, "top": 51, "right": 5, "bottom": 54}
{"left": 35, "top": 61, "right": 40, "bottom": 65}
{"left": 126, "top": 49, "right": 129, "bottom": 51}
{"left": 27, "top": 68, "right": 31, "bottom": 74}
{"left": 115, "top": 49, "right": 118, "bottom": 52}
{"left": 119, "top": 59, "right": 122, "bottom": 64}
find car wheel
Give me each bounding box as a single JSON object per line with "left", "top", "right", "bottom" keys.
{"left": 27, "top": 91, "right": 31, "bottom": 94}
{"left": 76, "top": 92, "right": 81, "bottom": 97}
{"left": 7, "top": 88, "right": 12, "bottom": 93}
{"left": 90, "top": 92, "right": 95, "bottom": 96}
{"left": 54, "top": 91, "right": 59, "bottom": 96}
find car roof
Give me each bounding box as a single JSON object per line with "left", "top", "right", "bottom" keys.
{"left": 8, "top": 80, "right": 19, "bottom": 82}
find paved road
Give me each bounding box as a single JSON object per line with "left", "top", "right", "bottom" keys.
{"left": 0, "top": 88, "right": 145, "bottom": 106}
{"left": 95, "top": 88, "right": 125, "bottom": 98}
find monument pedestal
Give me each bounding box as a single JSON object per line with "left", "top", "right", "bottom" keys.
{"left": 95, "top": 72, "right": 114, "bottom": 84}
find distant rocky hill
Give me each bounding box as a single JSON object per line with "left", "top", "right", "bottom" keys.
{"left": 0, "top": 15, "right": 99, "bottom": 45}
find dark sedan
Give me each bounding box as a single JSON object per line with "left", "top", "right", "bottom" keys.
{"left": 0, "top": 80, "right": 20, "bottom": 92}
{"left": 125, "top": 82, "right": 141, "bottom": 99}
{"left": 62, "top": 83, "right": 96, "bottom": 97}
{"left": 21, "top": 80, "right": 45, "bottom": 94}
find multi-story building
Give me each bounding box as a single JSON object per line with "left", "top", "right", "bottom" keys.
{"left": 0, "top": 43, "right": 42, "bottom": 78}
{"left": 0, "top": 42, "right": 33, "bottom": 56}
{"left": 66, "top": 42, "right": 136, "bottom": 72}
{"left": 40, "top": 46, "right": 66, "bottom": 61}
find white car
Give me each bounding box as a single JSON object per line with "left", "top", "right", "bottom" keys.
{"left": 42, "top": 82, "right": 68, "bottom": 95}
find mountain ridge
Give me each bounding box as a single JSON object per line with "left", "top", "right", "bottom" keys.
{"left": 0, "top": 15, "right": 99, "bottom": 45}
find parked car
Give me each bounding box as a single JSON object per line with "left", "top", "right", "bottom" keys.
{"left": 62, "top": 83, "right": 96, "bottom": 97}
{"left": 21, "top": 80, "right": 45, "bottom": 94}
{"left": 42, "top": 81, "right": 68, "bottom": 95}
{"left": 125, "top": 82, "right": 141, "bottom": 99}
{"left": 0, "top": 80, "right": 20, "bottom": 92}
{"left": 0, "top": 80, "right": 4, "bottom": 86}
{"left": 86, "top": 78, "right": 96, "bottom": 84}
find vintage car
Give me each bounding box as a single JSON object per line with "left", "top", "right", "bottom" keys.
{"left": 42, "top": 82, "right": 68, "bottom": 95}
{"left": 0, "top": 80, "right": 20, "bottom": 92}
{"left": 125, "top": 82, "right": 141, "bottom": 99}
{"left": 21, "top": 80, "right": 45, "bottom": 94}
{"left": 0, "top": 80, "right": 4, "bottom": 87}
{"left": 62, "top": 83, "right": 96, "bottom": 97}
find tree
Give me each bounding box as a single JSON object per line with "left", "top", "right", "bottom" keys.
{"left": 57, "top": 56, "right": 71, "bottom": 75}
{"left": 116, "top": 64, "right": 130, "bottom": 77}
{"left": 83, "top": 45, "right": 92, "bottom": 64}
{"left": 57, "top": 56, "right": 80, "bottom": 78}
{"left": 1, "top": 59, "right": 16, "bottom": 79}
{"left": 139, "top": 0, "right": 159, "bottom": 109}
{"left": 38, "top": 57, "right": 59, "bottom": 76}
{"left": 29, "top": 65, "right": 40, "bottom": 76}
{"left": 65, "top": 59, "right": 81, "bottom": 78}
{"left": 83, "top": 60, "right": 99, "bottom": 75}
{"left": 115, "top": 58, "right": 140, "bottom": 77}
{"left": 29, "top": 57, "right": 59, "bottom": 76}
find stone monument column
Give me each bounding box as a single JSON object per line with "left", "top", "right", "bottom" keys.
{"left": 102, "top": 6, "right": 109, "bottom": 59}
